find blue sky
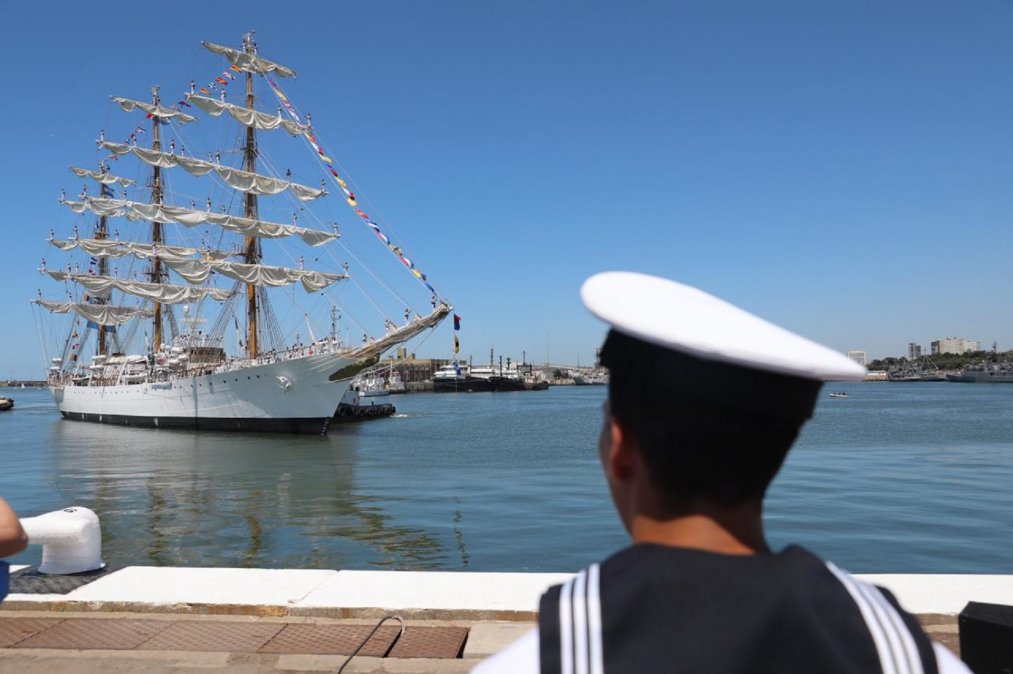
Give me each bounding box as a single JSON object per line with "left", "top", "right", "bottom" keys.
{"left": 2, "top": 1, "right": 1013, "bottom": 378}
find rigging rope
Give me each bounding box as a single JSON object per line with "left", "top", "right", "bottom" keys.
{"left": 263, "top": 77, "right": 448, "bottom": 305}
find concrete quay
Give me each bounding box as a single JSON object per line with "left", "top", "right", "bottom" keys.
{"left": 2, "top": 566, "right": 1011, "bottom": 672}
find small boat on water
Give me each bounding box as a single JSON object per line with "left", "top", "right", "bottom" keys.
{"left": 351, "top": 363, "right": 407, "bottom": 396}
{"left": 828, "top": 392, "right": 847, "bottom": 399}
{"left": 351, "top": 374, "right": 391, "bottom": 397}
{"left": 333, "top": 386, "right": 395, "bottom": 422}
{"left": 0, "top": 397, "right": 13, "bottom": 411}
{"left": 572, "top": 370, "right": 609, "bottom": 386}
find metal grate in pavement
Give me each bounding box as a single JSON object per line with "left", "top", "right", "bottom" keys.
{"left": 14, "top": 618, "right": 169, "bottom": 650}
{"left": 0, "top": 618, "right": 63, "bottom": 648}
{"left": 388, "top": 626, "right": 470, "bottom": 659}
{"left": 0, "top": 617, "right": 471, "bottom": 658}
{"left": 137, "top": 621, "right": 284, "bottom": 652}
{"left": 259, "top": 624, "right": 400, "bottom": 656}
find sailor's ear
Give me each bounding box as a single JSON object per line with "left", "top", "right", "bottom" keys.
{"left": 606, "top": 416, "right": 638, "bottom": 483}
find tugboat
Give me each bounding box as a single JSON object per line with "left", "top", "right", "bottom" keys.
{"left": 333, "top": 385, "right": 395, "bottom": 422}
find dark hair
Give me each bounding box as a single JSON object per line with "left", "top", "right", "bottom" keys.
{"left": 599, "top": 330, "right": 821, "bottom": 507}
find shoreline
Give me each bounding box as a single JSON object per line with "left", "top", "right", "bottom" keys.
{"left": 2, "top": 565, "right": 1000, "bottom": 672}
{"left": 5, "top": 564, "right": 1010, "bottom": 619}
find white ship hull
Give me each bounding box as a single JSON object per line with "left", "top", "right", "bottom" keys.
{"left": 51, "top": 351, "right": 368, "bottom": 434}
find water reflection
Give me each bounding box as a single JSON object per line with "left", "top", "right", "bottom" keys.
{"left": 453, "top": 500, "right": 470, "bottom": 568}
{"left": 44, "top": 420, "right": 449, "bottom": 569}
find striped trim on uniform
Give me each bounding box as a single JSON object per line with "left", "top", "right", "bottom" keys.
{"left": 826, "top": 562, "right": 925, "bottom": 674}
{"left": 556, "top": 564, "right": 605, "bottom": 674}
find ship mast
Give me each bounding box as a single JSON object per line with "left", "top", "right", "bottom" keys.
{"left": 149, "top": 85, "right": 165, "bottom": 352}
{"left": 95, "top": 163, "right": 111, "bottom": 356}
{"left": 242, "top": 31, "right": 260, "bottom": 358}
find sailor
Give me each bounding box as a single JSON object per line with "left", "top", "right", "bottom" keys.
{"left": 474, "top": 271, "right": 969, "bottom": 674}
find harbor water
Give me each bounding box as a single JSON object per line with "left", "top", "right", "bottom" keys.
{"left": 1, "top": 383, "right": 1011, "bottom": 573}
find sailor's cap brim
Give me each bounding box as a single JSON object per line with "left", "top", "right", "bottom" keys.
{"left": 581, "top": 271, "right": 867, "bottom": 382}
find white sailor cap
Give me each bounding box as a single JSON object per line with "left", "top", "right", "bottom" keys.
{"left": 581, "top": 271, "right": 866, "bottom": 382}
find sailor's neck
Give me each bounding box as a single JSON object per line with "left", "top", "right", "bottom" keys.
{"left": 628, "top": 505, "right": 769, "bottom": 556}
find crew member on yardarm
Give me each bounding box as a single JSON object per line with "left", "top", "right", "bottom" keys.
{"left": 474, "top": 271, "right": 969, "bottom": 674}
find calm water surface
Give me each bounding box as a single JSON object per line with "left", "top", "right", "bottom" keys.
{"left": 1, "top": 383, "right": 1011, "bottom": 573}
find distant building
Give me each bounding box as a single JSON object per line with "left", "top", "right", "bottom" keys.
{"left": 846, "top": 350, "right": 867, "bottom": 366}
{"left": 908, "top": 343, "right": 922, "bottom": 360}
{"left": 930, "top": 337, "right": 980, "bottom": 355}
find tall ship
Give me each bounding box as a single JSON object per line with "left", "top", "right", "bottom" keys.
{"left": 33, "top": 33, "right": 450, "bottom": 434}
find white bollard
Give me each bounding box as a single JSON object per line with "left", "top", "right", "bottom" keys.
{"left": 19, "top": 507, "right": 104, "bottom": 575}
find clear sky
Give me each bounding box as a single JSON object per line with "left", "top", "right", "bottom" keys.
{"left": 2, "top": 0, "right": 1013, "bottom": 379}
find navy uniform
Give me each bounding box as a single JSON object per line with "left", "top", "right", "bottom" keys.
{"left": 474, "top": 272, "right": 970, "bottom": 674}
{"left": 475, "top": 546, "right": 969, "bottom": 673}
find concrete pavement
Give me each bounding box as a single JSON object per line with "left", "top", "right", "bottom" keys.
{"left": 1, "top": 565, "right": 1004, "bottom": 672}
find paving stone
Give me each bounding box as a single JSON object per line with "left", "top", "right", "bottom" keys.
{"left": 259, "top": 624, "right": 399, "bottom": 656}
{"left": 0, "top": 617, "right": 63, "bottom": 647}
{"left": 137, "top": 621, "right": 284, "bottom": 652}
{"left": 462, "top": 622, "right": 533, "bottom": 658}
{"left": 14, "top": 618, "right": 169, "bottom": 650}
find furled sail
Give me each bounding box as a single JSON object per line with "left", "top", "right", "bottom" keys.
{"left": 62, "top": 197, "right": 338, "bottom": 247}
{"left": 35, "top": 300, "right": 154, "bottom": 325}
{"left": 347, "top": 304, "right": 452, "bottom": 359}
{"left": 100, "top": 141, "right": 325, "bottom": 201}
{"left": 202, "top": 42, "right": 296, "bottom": 78}
{"left": 69, "top": 166, "right": 134, "bottom": 188}
{"left": 49, "top": 238, "right": 232, "bottom": 262}
{"left": 161, "top": 258, "right": 345, "bottom": 293}
{"left": 45, "top": 271, "right": 235, "bottom": 304}
{"left": 188, "top": 95, "right": 305, "bottom": 136}
{"left": 111, "top": 97, "right": 198, "bottom": 123}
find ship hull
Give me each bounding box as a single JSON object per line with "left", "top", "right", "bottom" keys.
{"left": 433, "top": 376, "right": 497, "bottom": 393}
{"left": 947, "top": 371, "right": 1013, "bottom": 383}
{"left": 56, "top": 410, "right": 331, "bottom": 434}
{"left": 51, "top": 352, "right": 367, "bottom": 435}
{"left": 432, "top": 376, "right": 537, "bottom": 393}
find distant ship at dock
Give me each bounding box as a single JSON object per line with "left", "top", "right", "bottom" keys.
{"left": 946, "top": 363, "right": 1013, "bottom": 383}
{"left": 886, "top": 369, "right": 948, "bottom": 382}
{"left": 432, "top": 363, "right": 547, "bottom": 393}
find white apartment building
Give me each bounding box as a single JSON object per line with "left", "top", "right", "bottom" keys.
{"left": 908, "top": 343, "right": 922, "bottom": 359}
{"left": 930, "top": 337, "right": 981, "bottom": 355}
